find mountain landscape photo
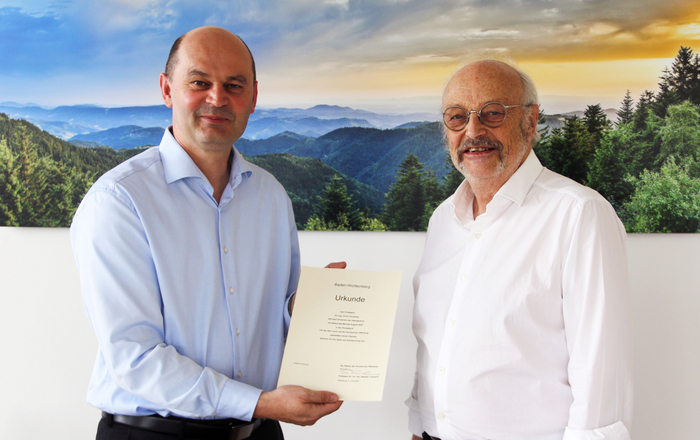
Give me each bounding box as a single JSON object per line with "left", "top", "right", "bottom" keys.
{"left": 3, "top": 45, "right": 700, "bottom": 232}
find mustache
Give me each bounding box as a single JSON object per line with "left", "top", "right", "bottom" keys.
{"left": 455, "top": 138, "right": 503, "bottom": 155}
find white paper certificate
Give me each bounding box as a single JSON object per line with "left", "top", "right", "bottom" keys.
{"left": 277, "top": 266, "right": 402, "bottom": 401}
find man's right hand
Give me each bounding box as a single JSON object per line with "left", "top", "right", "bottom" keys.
{"left": 253, "top": 385, "right": 343, "bottom": 426}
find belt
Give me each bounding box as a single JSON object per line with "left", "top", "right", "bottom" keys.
{"left": 422, "top": 432, "right": 441, "bottom": 440}
{"left": 102, "top": 412, "right": 264, "bottom": 440}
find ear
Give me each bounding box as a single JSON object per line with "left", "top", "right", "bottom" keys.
{"left": 250, "top": 81, "right": 258, "bottom": 114}
{"left": 159, "top": 73, "right": 174, "bottom": 108}
{"left": 528, "top": 104, "right": 540, "bottom": 137}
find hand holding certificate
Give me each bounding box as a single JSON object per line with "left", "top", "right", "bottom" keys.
{"left": 278, "top": 266, "right": 402, "bottom": 401}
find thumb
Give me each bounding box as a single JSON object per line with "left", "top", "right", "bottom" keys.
{"left": 306, "top": 390, "right": 340, "bottom": 404}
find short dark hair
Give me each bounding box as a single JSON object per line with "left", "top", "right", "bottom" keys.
{"left": 164, "top": 30, "right": 257, "bottom": 83}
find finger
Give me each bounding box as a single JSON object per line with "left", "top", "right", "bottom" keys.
{"left": 324, "top": 261, "right": 347, "bottom": 269}
{"left": 305, "top": 389, "right": 340, "bottom": 403}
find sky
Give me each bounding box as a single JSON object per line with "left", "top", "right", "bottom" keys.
{"left": 1, "top": 0, "right": 700, "bottom": 114}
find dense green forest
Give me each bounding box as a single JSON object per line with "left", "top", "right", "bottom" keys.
{"left": 535, "top": 46, "right": 700, "bottom": 233}
{"left": 0, "top": 115, "right": 144, "bottom": 226}
{"left": 2, "top": 46, "right": 700, "bottom": 231}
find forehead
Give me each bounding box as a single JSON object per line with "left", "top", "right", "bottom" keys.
{"left": 443, "top": 61, "right": 524, "bottom": 109}
{"left": 174, "top": 30, "right": 253, "bottom": 79}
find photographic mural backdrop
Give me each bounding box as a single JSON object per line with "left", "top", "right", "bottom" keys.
{"left": 2, "top": 1, "right": 700, "bottom": 231}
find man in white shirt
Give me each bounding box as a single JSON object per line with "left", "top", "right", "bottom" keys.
{"left": 407, "top": 59, "right": 633, "bottom": 440}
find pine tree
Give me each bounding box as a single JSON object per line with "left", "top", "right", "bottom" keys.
{"left": 536, "top": 116, "right": 594, "bottom": 184}
{"left": 654, "top": 46, "right": 700, "bottom": 117}
{"left": 382, "top": 153, "right": 427, "bottom": 231}
{"left": 616, "top": 90, "right": 635, "bottom": 125}
{"left": 586, "top": 127, "right": 635, "bottom": 214}
{"left": 583, "top": 103, "right": 611, "bottom": 147}
{"left": 305, "top": 174, "right": 362, "bottom": 231}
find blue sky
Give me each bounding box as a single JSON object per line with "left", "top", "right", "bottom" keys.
{"left": 2, "top": 0, "right": 700, "bottom": 113}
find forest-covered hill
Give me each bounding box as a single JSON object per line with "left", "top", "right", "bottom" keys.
{"left": 236, "top": 122, "right": 448, "bottom": 196}
{"left": 0, "top": 114, "right": 384, "bottom": 228}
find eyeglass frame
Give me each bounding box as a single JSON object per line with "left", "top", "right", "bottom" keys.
{"left": 442, "top": 102, "right": 534, "bottom": 131}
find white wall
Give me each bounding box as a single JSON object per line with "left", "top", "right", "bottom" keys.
{"left": 0, "top": 228, "right": 698, "bottom": 439}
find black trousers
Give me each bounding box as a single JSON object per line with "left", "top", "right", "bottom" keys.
{"left": 96, "top": 416, "right": 284, "bottom": 440}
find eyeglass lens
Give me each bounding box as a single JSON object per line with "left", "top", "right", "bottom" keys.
{"left": 443, "top": 103, "right": 508, "bottom": 130}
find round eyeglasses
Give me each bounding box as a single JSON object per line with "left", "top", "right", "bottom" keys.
{"left": 442, "top": 102, "right": 533, "bottom": 131}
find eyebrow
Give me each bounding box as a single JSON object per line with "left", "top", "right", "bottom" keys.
{"left": 186, "top": 69, "right": 249, "bottom": 84}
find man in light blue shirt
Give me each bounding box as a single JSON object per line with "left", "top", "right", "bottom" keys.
{"left": 71, "top": 26, "right": 343, "bottom": 440}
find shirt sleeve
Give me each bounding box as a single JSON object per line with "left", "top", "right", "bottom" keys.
{"left": 406, "top": 378, "right": 424, "bottom": 437}
{"left": 561, "top": 197, "right": 634, "bottom": 436}
{"left": 71, "top": 188, "right": 262, "bottom": 420}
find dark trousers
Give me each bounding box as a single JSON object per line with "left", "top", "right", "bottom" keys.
{"left": 96, "top": 416, "right": 284, "bottom": 440}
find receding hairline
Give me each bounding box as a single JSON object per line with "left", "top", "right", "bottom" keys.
{"left": 443, "top": 54, "right": 539, "bottom": 107}
{"left": 164, "top": 27, "right": 257, "bottom": 82}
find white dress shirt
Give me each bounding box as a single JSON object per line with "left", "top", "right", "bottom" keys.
{"left": 407, "top": 151, "right": 633, "bottom": 440}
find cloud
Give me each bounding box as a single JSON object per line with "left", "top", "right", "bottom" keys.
{"left": 2, "top": 0, "right": 699, "bottom": 108}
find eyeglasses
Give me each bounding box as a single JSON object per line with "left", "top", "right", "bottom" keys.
{"left": 442, "top": 102, "right": 533, "bottom": 131}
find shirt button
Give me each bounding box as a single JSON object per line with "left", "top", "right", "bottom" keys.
{"left": 229, "top": 287, "right": 235, "bottom": 294}
{"left": 224, "top": 247, "right": 229, "bottom": 253}
{"left": 439, "top": 366, "right": 445, "bottom": 374}
{"left": 449, "top": 320, "right": 456, "bottom": 327}
{"left": 238, "top": 371, "right": 243, "bottom": 377}
{"left": 438, "top": 412, "right": 446, "bottom": 419}
{"left": 461, "top": 275, "right": 468, "bottom": 282}
{"left": 236, "top": 329, "right": 241, "bottom": 335}
{"left": 474, "top": 232, "right": 482, "bottom": 238}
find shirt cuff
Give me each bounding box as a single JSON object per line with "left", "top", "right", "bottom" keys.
{"left": 563, "top": 421, "right": 631, "bottom": 440}
{"left": 216, "top": 379, "right": 263, "bottom": 421}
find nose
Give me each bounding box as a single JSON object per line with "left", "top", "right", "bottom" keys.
{"left": 464, "top": 111, "right": 487, "bottom": 139}
{"left": 206, "top": 83, "right": 228, "bottom": 107}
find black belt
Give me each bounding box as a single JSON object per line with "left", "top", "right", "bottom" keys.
{"left": 422, "top": 432, "right": 441, "bottom": 440}
{"left": 102, "top": 412, "right": 264, "bottom": 440}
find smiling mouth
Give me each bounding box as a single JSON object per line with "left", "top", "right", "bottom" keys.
{"left": 466, "top": 147, "right": 494, "bottom": 153}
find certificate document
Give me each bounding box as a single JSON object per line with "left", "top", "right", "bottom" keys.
{"left": 277, "top": 266, "right": 402, "bottom": 401}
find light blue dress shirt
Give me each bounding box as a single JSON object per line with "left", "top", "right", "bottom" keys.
{"left": 70, "top": 128, "right": 300, "bottom": 422}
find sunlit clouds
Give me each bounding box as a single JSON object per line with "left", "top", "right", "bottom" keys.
{"left": 1, "top": 0, "right": 699, "bottom": 113}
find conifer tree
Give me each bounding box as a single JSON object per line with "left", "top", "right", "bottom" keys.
{"left": 536, "top": 116, "right": 594, "bottom": 184}
{"left": 306, "top": 174, "right": 361, "bottom": 230}
{"left": 382, "top": 153, "right": 427, "bottom": 231}
{"left": 583, "top": 103, "right": 611, "bottom": 147}
{"left": 616, "top": 90, "right": 635, "bottom": 125}
{"left": 655, "top": 46, "right": 700, "bottom": 117}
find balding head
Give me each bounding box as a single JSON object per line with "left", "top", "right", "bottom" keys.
{"left": 444, "top": 60, "right": 537, "bottom": 117}
{"left": 165, "top": 26, "right": 256, "bottom": 82}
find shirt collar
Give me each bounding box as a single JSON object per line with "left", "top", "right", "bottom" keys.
{"left": 494, "top": 149, "right": 543, "bottom": 207}
{"left": 160, "top": 127, "right": 253, "bottom": 187}
{"left": 449, "top": 149, "right": 543, "bottom": 224}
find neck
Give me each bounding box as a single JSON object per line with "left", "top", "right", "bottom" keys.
{"left": 186, "top": 146, "right": 232, "bottom": 203}
{"left": 466, "top": 176, "right": 504, "bottom": 219}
